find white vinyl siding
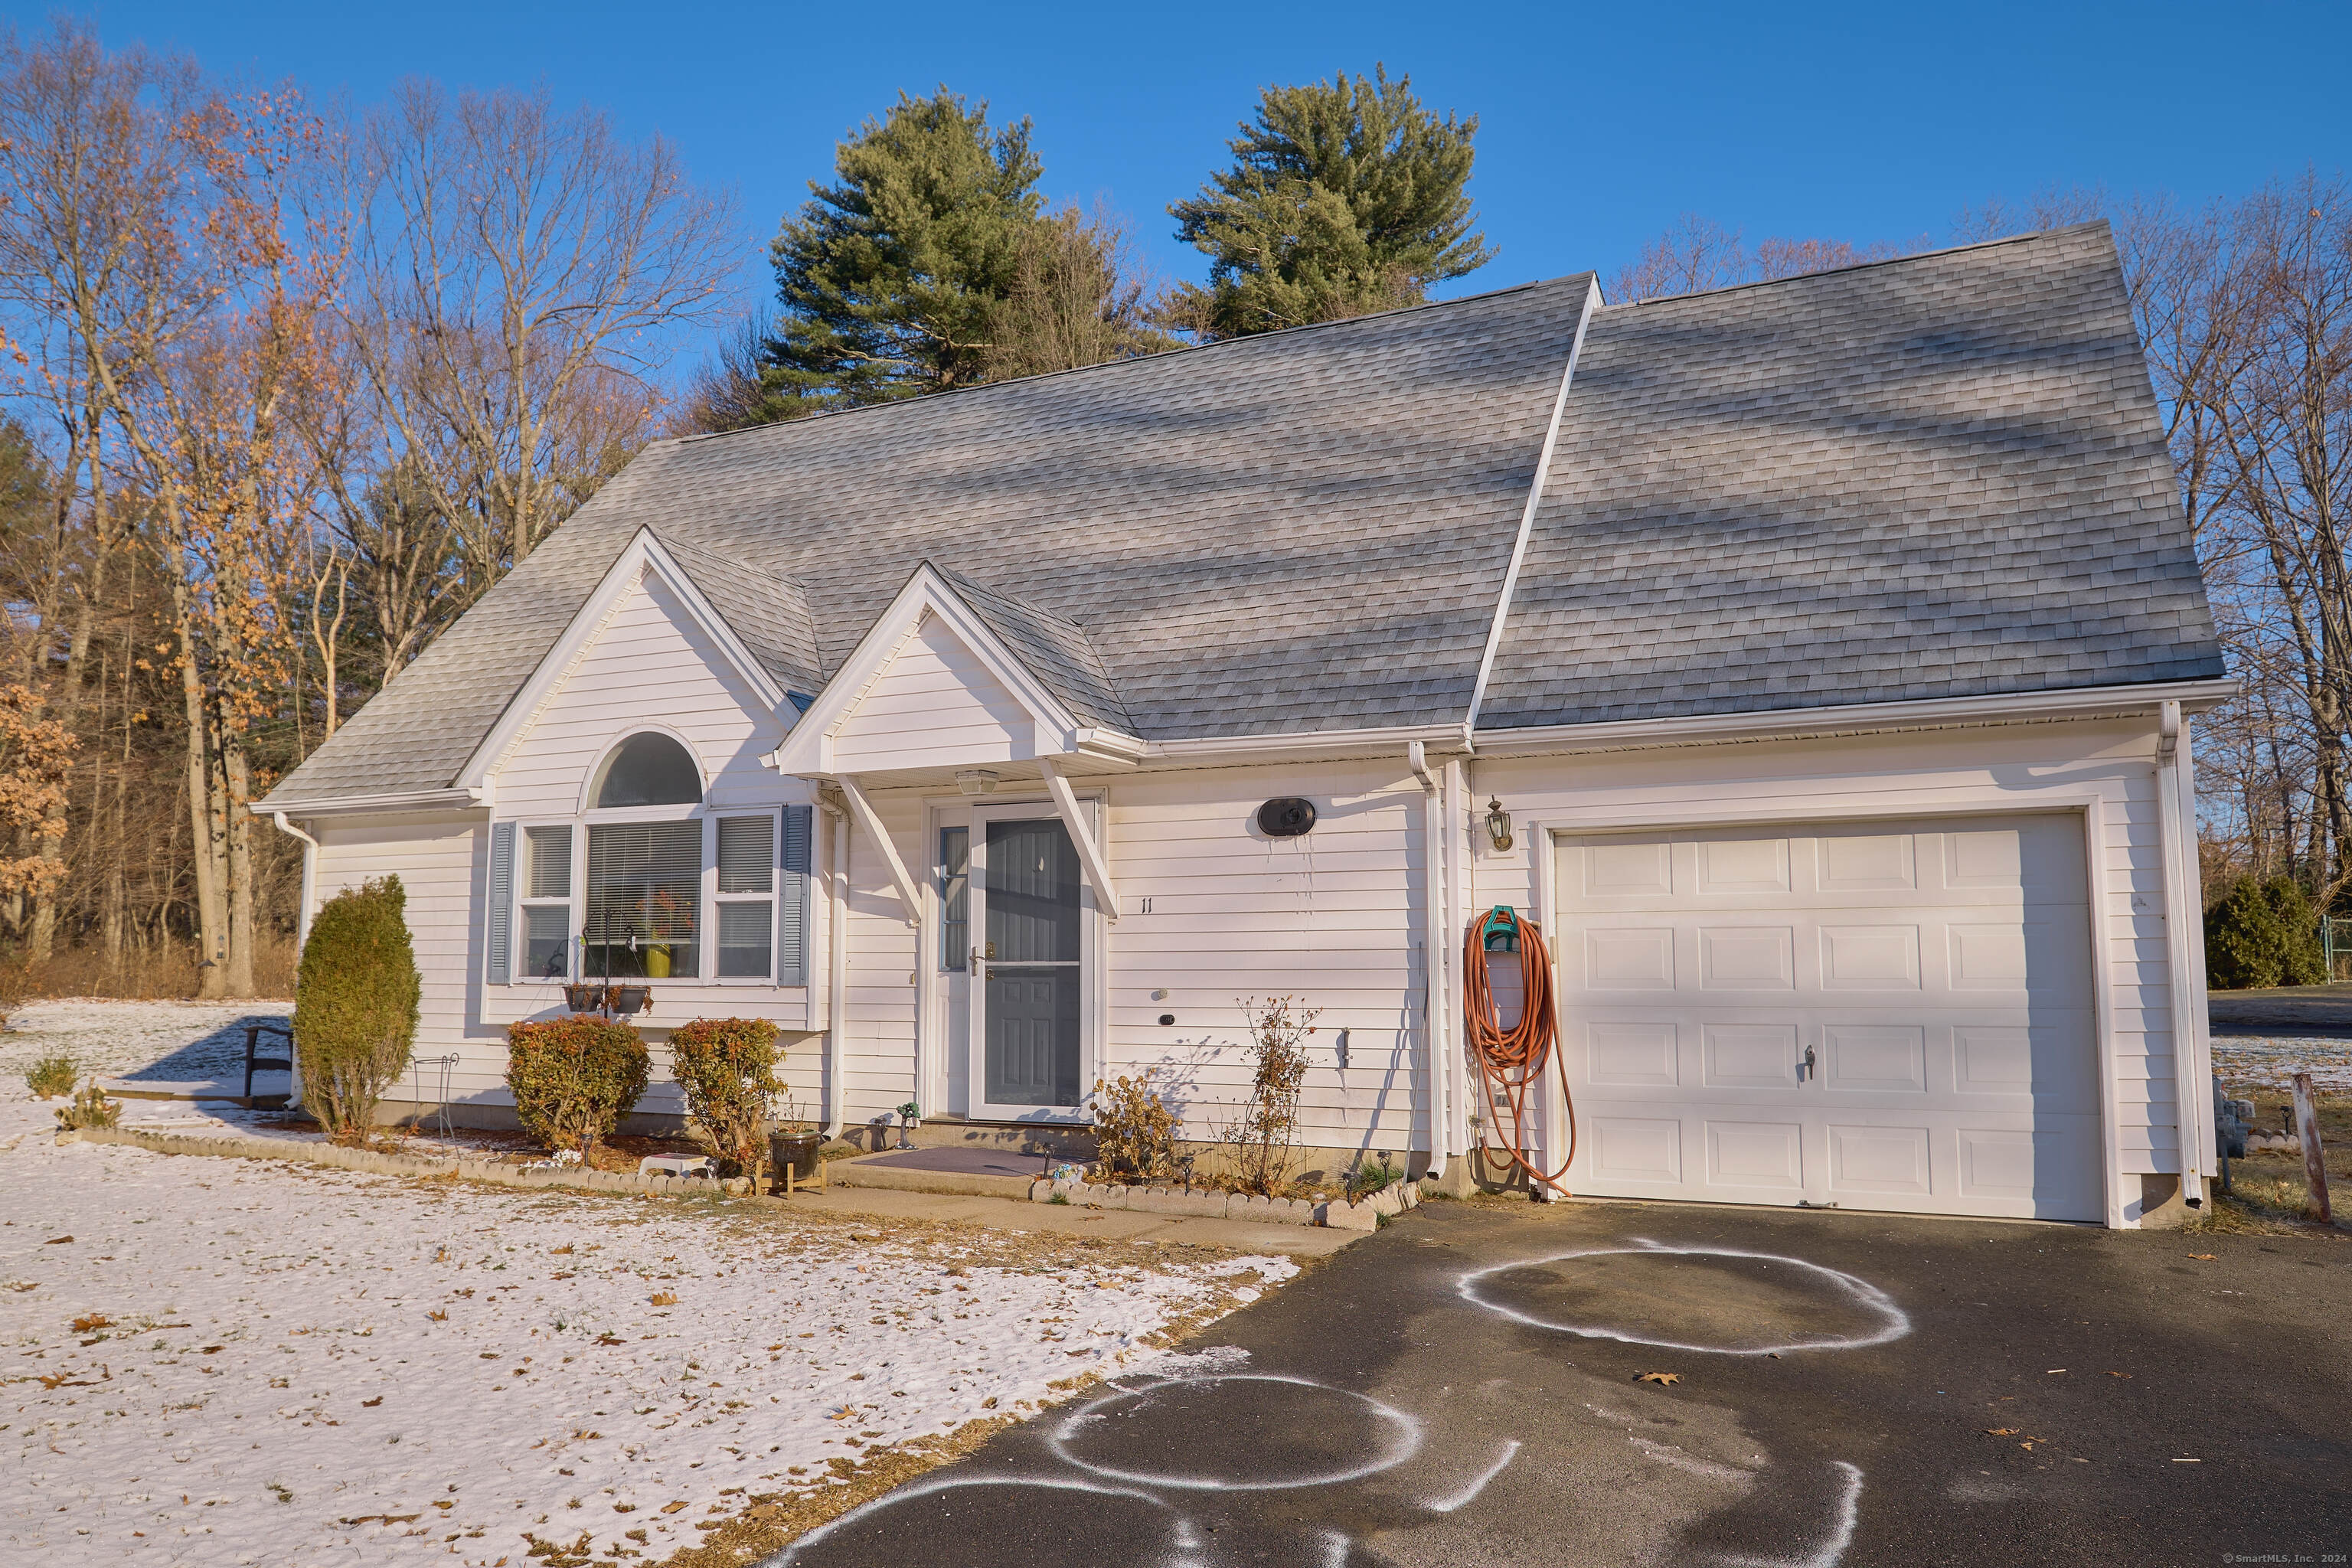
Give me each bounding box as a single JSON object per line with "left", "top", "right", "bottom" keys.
{"left": 829, "top": 612, "right": 1041, "bottom": 770}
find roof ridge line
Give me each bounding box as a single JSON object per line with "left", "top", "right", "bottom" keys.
{"left": 1596, "top": 221, "right": 2109, "bottom": 310}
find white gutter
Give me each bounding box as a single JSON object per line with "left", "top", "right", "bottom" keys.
{"left": 820, "top": 798, "right": 849, "bottom": 1139}
{"left": 253, "top": 786, "right": 488, "bottom": 818}
{"left": 2153, "top": 701, "right": 2206, "bottom": 1208}
{"left": 1037, "top": 759, "right": 1120, "bottom": 921}
{"left": 1409, "top": 742, "right": 1449, "bottom": 1177}
{"left": 836, "top": 775, "right": 923, "bottom": 922}
{"left": 1462, "top": 279, "right": 1599, "bottom": 744}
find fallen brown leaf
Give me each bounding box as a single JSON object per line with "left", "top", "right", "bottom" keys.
{"left": 2105, "top": 1371, "right": 2133, "bottom": 1379}
{"left": 1985, "top": 1428, "right": 2018, "bottom": 1436}
{"left": 42, "top": 1236, "right": 71, "bottom": 1246}
{"left": 2188, "top": 1254, "right": 2217, "bottom": 1262}
{"left": 70, "top": 1314, "right": 109, "bottom": 1333}
{"left": 661, "top": 1500, "right": 688, "bottom": 1514}
{"left": 1636, "top": 1371, "right": 1681, "bottom": 1387}
{"left": 361, "top": 1396, "right": 383, "bottom": 1408}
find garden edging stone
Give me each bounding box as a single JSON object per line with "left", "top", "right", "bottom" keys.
{"left": 1028, "top": 1176, "right": 1419, "bottom": 1228}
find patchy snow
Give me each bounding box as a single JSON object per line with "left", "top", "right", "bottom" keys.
{"left": 2, "top": 998, "right": 296, "bottom": 1103}
{"left": 0, "top": 1002, "right": 1301, "bottom": 1566}
{"left": 2212, "top": 1036, "right": 2352, "bottom": 1095}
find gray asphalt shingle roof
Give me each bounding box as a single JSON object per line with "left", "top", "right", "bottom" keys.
{"left": 265, "top": 223, "right": 2222, "bottom": 808}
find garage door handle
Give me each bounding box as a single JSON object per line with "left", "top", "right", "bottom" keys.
{"left": 1800, "top": 1044, "right": 1817, "bottom": 1081}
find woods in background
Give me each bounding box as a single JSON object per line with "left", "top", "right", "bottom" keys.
{"left": 0, "top": 12, "right": 2336, "bottom": 998}
{"left": 0, "top": 20, "right": 735, "bottom": 997}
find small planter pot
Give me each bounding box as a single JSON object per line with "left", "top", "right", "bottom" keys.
{"left": 769, "top": 1132, "right": 824, "bottom": 1190}
{"left": 611, "top": 986, "right": 651, "bottom": 1017}
{"left": 561, "top": 983, "right": 603, "bottom": 1014}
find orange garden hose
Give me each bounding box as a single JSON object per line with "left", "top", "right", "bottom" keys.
{"left": 1462, "top": 907, "right": 1574, "bottom": 1195}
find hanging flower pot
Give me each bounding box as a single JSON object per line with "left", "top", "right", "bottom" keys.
{"left": 562, "top": 982, "right": 603, "bottom": 1015}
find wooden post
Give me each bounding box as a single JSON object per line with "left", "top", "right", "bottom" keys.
{"left": 2293, "top": 1071, "right": 2332, "bottom": 1226}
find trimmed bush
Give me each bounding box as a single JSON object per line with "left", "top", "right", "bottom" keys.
{"left": 507, "top": 1016, "right": 650, "bottom": 1155}
{"left": 667, "top": 1017, "right": 783, "bottom": 1181}
{"left": 2205, "top": 877, "right": 2327, "bottom": 990}
{"left": 25, "top": 1055, "right": 75, "bottom": 1099}
{"left": 295, "top": 876, "right": 422, "bottom": 1138}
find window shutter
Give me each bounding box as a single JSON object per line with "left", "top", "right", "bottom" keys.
{"left": 487, "top": 821, "right": 515, "bottom": 985}
{"left": 779, "top": 804, "right": 813, "bottom": 987}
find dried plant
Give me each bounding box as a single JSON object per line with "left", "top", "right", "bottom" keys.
{"left": 1223, "top": 995, "right": 1318, "bottom": 1195}
{"left": 24, "top": 1054, "right": 75, "bottom": 1099}
{"left": 1088, "top": 1071, "right": 1178, "bottom": 1184}
{"left": 53, "top": 1079, "right": 120, "bottom": 1130}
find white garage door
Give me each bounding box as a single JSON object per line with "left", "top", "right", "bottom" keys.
{"left": 1553, "top": 815, "right": 2102, "bottom": 1221}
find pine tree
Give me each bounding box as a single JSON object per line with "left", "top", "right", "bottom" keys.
{"left": 756, "top": 88, "right": 1045, "bottom": 418}
{"left": 1167, "top": 66, "right": 1494, "bottom": 339}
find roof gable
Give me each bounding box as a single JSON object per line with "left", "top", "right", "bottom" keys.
{"left": 769, "top": 563, "right": 1142, "bottom": 777}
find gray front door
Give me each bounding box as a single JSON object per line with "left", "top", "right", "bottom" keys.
{"left": 980, "top": 816, "right": 1083, "bottom": 1109}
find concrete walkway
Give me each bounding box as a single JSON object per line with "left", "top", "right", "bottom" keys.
{"left": 783, "top": 1182, "right": 1363, "bottom": 1256}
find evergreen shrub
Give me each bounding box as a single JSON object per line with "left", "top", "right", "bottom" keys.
{"left": 2205, "top": 876, "right": 2328, "bottom": 990}
{"left": 25, "top": 1055, "right": 75, "bottom": 1099}
{"left": 295, "top": 875, "right": 422, "bottom": 1138}
{"left": 506, "top": 1016, "right": 649, "bottom": 1155}
{"left": 666, "top": 1017, "right": 782, "bottom": 1180}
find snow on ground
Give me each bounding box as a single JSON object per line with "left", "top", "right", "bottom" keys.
{"left": 2, "top": 999, "right": 294, "bottom": 1102}
{"left": 0, "top": 1002, "right": 1300, "bottom": 1566}
{"left": 2212, "top": 1036, "right": 2352, "bottom": 1095}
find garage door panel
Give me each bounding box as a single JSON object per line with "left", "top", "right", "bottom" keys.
{"left": 1586, "top": 1021, "right": 1679, "bottom": 1086}
{"left": 1707, "top": 1121, "right": 1805, "bottom": 1188}
{"left": 1560, "top": 813, "right": 2102, "bottom": 1222}
{"left": 1698, "top": 926, "right": 1796, "bottom": 989}
{"left": 1821, "top": 1024, "right": 1927, "bottom": 1092}
{"left": 1828, "top": 1124, "right": 1932, "bottom": 1195}
{"left": 1702, "top": 1023, "right": 1801, "bottom": 1088}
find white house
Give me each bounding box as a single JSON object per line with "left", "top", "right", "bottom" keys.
{"left": 261, "top": 222, "right": 2231, "bottom": 1229}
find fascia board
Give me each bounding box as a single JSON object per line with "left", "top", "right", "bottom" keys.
{"left": 456, "top": 528, "right": 789, "bottom": 792}
{"left": 252, "top": 787, "right": 487, "bottom": 819}
{"left": 1465, "top": 678, "right": 2245, "bottom": 757}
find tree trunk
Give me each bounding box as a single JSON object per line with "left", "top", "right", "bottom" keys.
{"left": 223, "top": 738, "right": 256, "bottom": 998}
{"left": 171, "top": 577, "right": 230, "bottom": 1000}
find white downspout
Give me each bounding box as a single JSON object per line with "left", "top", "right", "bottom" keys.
{"left": 1409, "top": 743, "right": 1449, "bottom": 1178}
{"left": 821, "top": 799, "right": 851, "bottom": 1139}
{"left": 1442, "top": 756, "right": 1472, "bottom": 1173}
{"left": 2154, "top": 701, "right": 2205, "bottom": 1208}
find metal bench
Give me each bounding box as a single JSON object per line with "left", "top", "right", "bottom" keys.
{"left": 243, "top": 1023, "right": 293, "bottom": 1106}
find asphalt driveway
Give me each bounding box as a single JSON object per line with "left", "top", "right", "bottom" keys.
{"left": 761, "top": 1197, "right": 2350, "bottom": 1566}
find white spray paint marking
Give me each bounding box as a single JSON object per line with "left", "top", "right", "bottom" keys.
{"left": 1630, "top": 1436, "right": 1756, "bottom": 1488}
{"left": 766, "top": 1475, "right": 1174, "bottom": 1566}
{"left": 1050, "top": 1374, "right": 1423, "bottom": 1491}
{"left": 1457, "top": 1241, "right": 1910, "bottom": 1355}
{"left": 1314, "top": 1526, "right": 1352, "bottom": 1566}
{"left": 1425, "top": 1439, "right": 1522, "bottom": 1513}
{"left": 1717, "top": 1461, "right": 1864, "bottom": 1568}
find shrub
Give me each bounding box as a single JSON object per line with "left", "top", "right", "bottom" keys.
{"left": 666, "top": 1017, "right": 782, "bottom": 1181}
{"left": 295, "top": 876, "right": 422, "bottom": 1138}
{"left": 2206, "top": 877, "right": 2327, "bottom": 990}
{"left": 1223, "top": 995, "right": 1317, "bottom": 1195}
{"left": 54, "top": 1080, "right": 119, "bottom": 1131}
{"left": 24, "top": 1055, "right": 75, "bottom": 1099}
{"left": 1346, "top": 1152, "right": 1404, "bottom": 1200}
{"left": 1089, "top": 1072, "right": 1178, "bottom": 1183}
{"left": 507, "top": 1016, "right": 650, "bottom": 1155}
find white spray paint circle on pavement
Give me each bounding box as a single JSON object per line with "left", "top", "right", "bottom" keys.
{"left": 1050, "top": 1374, "right": 1423, "bottom": 1490}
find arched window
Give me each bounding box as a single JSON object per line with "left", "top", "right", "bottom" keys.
{"left": 593, "top": 732, "right": 702, "bottom": 808}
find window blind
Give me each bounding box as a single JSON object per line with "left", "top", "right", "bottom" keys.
{"left": 526, "top": 825, "right": 573, "bottom": 900}
{"left": 717, "top": 815, "right": 773, "bottom": 894}
{"left": 585, "top": 820, "right": 702, "bottom": 978}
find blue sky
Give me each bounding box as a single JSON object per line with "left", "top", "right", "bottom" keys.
{"left": 26, "top": 1, "right": 2350, "bottom": 358}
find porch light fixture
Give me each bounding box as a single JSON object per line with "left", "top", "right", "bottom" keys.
{"left": 1485, "top": 797, "right": 1514, "bottom": 853}
{"left": 956, "top": 769, "right": 1000, "bottom": 796}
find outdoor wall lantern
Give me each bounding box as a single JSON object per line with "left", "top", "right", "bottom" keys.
{"left": 1485, "top": 797, "right": 1514, "bottom": 853}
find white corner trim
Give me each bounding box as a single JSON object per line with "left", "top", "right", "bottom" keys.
{"left": 1464, "top": 276, "right": 1600, "bottom": 739}
{"left": 457, "top": 528, "right": 789, "bottom": 792}
{"left": 838, "top": 774, "right": 923, "bottom": 923}
{"left": 1037, "top": 759, "right": 1119, "bottom": 923}
{"left": 2153, "top": 700, "right": 2206, "bottom": 1206}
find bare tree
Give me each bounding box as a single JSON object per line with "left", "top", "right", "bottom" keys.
{"left": 1609, "top": 213, "right": 1903, "bottom": 302}
{"left": 982, "top": 204, "right": 1174, "bottom": 382}
{"left": 335, "top": 79, "right": 739, "bottom": 604}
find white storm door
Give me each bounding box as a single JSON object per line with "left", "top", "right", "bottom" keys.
{"left": 965, "top": 805, "right": 1089, "bottom": 1121}
{"left": 1555, "top": 815, "right": 2101, "bottom": 1222}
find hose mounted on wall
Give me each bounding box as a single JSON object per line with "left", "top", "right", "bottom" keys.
{"left": 1462, "top": 905, "right": 1573, "bottom": 1196}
